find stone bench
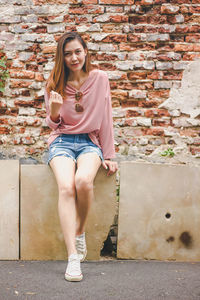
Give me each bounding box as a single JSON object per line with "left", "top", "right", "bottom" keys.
{"left": 117, "top": 161, "right": 200, "bottom": 262}
{"left": 0, "top": 161, "right": 116, "bottom": 260}
{"left": 0, "top": 160, "right": 19, "bottom": 260}
{"left": 2, "top": 160, "right": 200, "bottom": 262}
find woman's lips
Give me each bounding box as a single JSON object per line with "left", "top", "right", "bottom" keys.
{"left": 72, "top": 63, "right": 79, "bottom": 66}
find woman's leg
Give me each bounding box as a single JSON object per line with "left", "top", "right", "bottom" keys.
{"left": 49, "top": 156, "right": 77, "bottom": 256}
{"left": 75, "top": 152, "right": 102, "bottom": 235}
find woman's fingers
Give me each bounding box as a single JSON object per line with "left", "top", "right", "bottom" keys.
{"left": 102, "top": 161, "right": 108, "bottom": 170}
{"left": 102, "top": 160, "right": 118, "bottom": 176}
{"left": 50, "top": 91, "right": 63, "bottom": 103}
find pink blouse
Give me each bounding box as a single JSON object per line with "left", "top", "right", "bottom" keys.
{"left": 44, "top": 69, "right": 116, "bottom": 159}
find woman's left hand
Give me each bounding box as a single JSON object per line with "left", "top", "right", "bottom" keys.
{"left": 102, "top": 160, "right": 118, "bottom": 176}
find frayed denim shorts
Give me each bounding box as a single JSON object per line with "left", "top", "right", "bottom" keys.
{"left": 47, "top": 133, "right": 104, "bottom": 165}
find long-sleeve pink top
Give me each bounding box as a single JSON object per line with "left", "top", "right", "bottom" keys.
{"left": 44, "top": 69, "right": 116, "bottom": 159}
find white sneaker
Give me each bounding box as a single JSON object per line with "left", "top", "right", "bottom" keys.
{"left": 65, "top": 253, "right": 83, "bottom": 282}
{"left": 76, "top": 232, "right": 87, "bottom": 262}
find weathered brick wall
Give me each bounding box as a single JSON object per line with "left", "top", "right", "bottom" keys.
{"left": 0, "top": 0, "right": 200, "bottom": 163}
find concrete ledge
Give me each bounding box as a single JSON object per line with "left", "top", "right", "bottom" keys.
{"left": 20, "top": 165, "right": 116, "bottom": 260}
{"left": 117, "top": 162, "right": 200, "bottom": 261}
{"left": 0, "top": 160, "right": 19, "bottom": 260}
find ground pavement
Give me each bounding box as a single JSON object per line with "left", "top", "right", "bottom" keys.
{"left": 0, "top": 259, "right": 200, "bottom": 300}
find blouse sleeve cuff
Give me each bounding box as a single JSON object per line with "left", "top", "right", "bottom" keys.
{"left": 46, "top": 115, "right": 62, "bottom": 129}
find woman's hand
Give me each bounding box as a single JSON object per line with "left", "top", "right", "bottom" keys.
{"left": 102, "top": 159, "right": 118, "bottom": 176}
{"left": 49, "top": 91, "right": 63, "bottom": 121}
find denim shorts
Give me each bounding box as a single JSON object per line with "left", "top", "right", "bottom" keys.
{"left": 47, "top": 133, "right": 104, "bottom": 165}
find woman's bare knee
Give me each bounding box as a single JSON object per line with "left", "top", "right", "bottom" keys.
{"left": 58, "top": 183, "right": 76, "bottom": 199}
{"left": 75, "top": 175, "right": 93, "bottom": 192}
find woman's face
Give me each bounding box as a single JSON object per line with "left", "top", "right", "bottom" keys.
{"left": 63, "top": 39, "right": 87, "bottom": 73}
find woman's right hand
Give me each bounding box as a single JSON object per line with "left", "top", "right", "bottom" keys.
{"left": 49, "top": 91, "right": 63, "bottom": 120}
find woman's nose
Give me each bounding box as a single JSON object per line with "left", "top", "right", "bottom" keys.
{"left": 71, "top": 53, "right": 77, "bottom": 61}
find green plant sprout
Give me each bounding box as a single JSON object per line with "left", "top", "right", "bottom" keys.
{"left": 160, "top": 148, "right": 175, "bottom": 157}
{"left": 0, "top": 56, "right": 9, "bottom": 93}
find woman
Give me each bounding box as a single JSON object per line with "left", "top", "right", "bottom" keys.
{"left": 44, "top": 31, "right": 118, "bottom": 282}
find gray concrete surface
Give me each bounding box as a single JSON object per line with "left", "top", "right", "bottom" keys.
{"left": 0, "top": 259, "right": 200, "bottom": 300}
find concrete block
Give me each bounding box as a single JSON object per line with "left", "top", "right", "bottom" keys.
{"left": 117, "top": 162, "right": 200, "bottom": 261}
{"left": 21, "top": 165, "right": 116, "bottom": 260}
{"left": 0, "top": 160, "right": 19, "bottom": 260}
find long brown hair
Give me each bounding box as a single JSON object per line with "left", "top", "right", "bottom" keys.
{"left": 46, "top": 31, "right": 93, "bottom": 98}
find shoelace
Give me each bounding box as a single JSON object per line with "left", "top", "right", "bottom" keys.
{"left": 76, "top": 235, "right": 85, "bottom": 252}
{"left": 66, "top": 257, "right": 81, "bottom": 274}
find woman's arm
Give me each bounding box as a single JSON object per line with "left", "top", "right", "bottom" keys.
{"left": 98, "top": 74, "right": 118, "bottom": 175}
{"left": 44, "top": 89, "right": 63, "bottom": 130}
{"left": 98, "top": 75, "right": 116, "bottom": 160}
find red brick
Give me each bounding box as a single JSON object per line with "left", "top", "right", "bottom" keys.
{"left": 36, "top": 57, "right": 48, "bottom": 64}
{"left": 129, "top": 15, "right": 148, "bottom": 24}
{"left": 152, "top": 119, "right": 171, "bottom": 127}
{"left": 147, "top": 71, "right": 163, "bottom": 80}
{"left": 99, "top": 63, "right": 116, "bottom": 71}
{"left": 10, "top": 61, "right": 25, "bottom": 70}
{"left": 99, "top": 0, "right": 134, "bottom": 3}
{"left": 14, "top": 100, "right": 43, "bottom": 108}
{"left": 139, "top": 100, "right": 161, "bottom": 108}
{"left": 171, "top": 0, "right": 191, "bottom": 3}
{"left": 26, "top": 64, "right": 39, "bottom": 72}
{"left": 193, "top": 44, "right": 200, "bottom": 52}
{"left": 123, "top": 127, "right": 145, "bottom": 137}
{"left": 182, "top": 53, "right": 200, "bottom": 60}
{"left": 128, "top": 72, "right": 147, "bottom": 80}
{"left": 69, "top": 5, "right": 104, "bottom": 15}
{"left": 10, "top": 70, "right": 35, "bottom": 79}
{"left": 147, "top": 15, "right": 168, "bottom": 24}
{"left": 179, "top": 129, "right": 199, "bottom": 137}
{"left": 127, "top": 34, "right": 142, "bottom": 43}
{"left": 91, "top": 53, "right": 118, "bottom": 61}
{"left": 161, "top": 4, "right": 180, "bottom": 14}
{"left": 146, "top": 128, "right": 164, "bottom": 136}
{"left": 110, "top": 15, "right": 129, "bottom": 23}
{"left": 175, "top": 25, "right": 189, "bottom": 34}
{"left": 148, "top": 90, "right": 170, "bottom": 100}
{"left": 140, "top": 0, "right": 154, "bottom": 5}
{"left": 35, "top": 73, "right": 44, "bottom": 82}
{"left": 190, "top": 147, "right": 200, "bottom": 155}
{"left": 0, "top": 127, "right": 10, "bottom": 134}
{"left": 145, "top": 109, "right": 170, "bottom": 118}
{"left": 193, "top": 138, "right": 200, "bottom": 146}
{"left": 103, "top": 34, "right": 127, "bottom": 43}
{"left": 102, "top": 24, "right": 121, "bottom": 33}
{"left": 185, "top": 34, "right": 200, "bottom": 43}
{"left": 42, "top": 45, "right": 57, "bottom": 54}
{"left": 116, "top": 82, "right": 134, "bottom": 90}
{"left": 189, "top": 6, "right": 200, "bottom": 13}
{"left": 163, "top": 71, "right": 182, "bottom": 80}
{"left": 189, "top": 25, "right": 200, "bottom": 33}
{"left": 174, "top": 44, "right": 194, "bottom": 52}
{"left": 135, "top": 25, "right": 157, "bottom": 33}
{"left": 10, "top": 80, "right": 32, "bottom": 88}
{"left": 83, "top": 0, "right": 98, "bottom": 3}
{"left": 111, "top": 90, "right": 128, "bottom": 101}
{"left": 124, "top": 119, "right": 137, "bottom": 126}
{"left": 119, "top": 43, "right": 136, "bottom": 51}
{"left": 126, "top": 110, "right": 142, "bottom": 117}
{"left": 32, "top": 26, "right": 47, "bottom": 33}
{"left": 0, "top": 118, "right": 8, "bottom": 125}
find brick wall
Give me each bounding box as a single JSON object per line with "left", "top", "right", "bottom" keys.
{"left": 0, "top": 0, "right": 200, "bottom": 163}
